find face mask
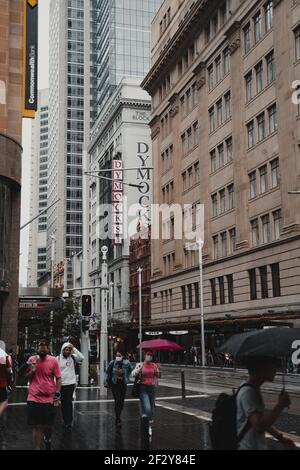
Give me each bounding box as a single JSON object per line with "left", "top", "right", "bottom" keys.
{"left": 116, "top": 356, "right": 122, "bottom": 362}
{"left": 123, "top": 359, "right": 129, "bottom": 365}
{"left": 145, "top": 355, "right": 152, "bottom": 362}
{"left": 38, "top": 352, "right": 47, "bottom": 358}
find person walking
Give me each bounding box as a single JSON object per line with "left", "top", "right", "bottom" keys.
{"left": 0, "top": 347, "right": 13, "bottom": 426}
{"left": 237, "top": 356, "right": 296, "bottom": 450}
{"left": 131, "top": 350, "right": 161, "bottom": 426}
{"left": 57, "top": 342, "right": 84, "bottom": 430}
{"left": 26, "top": 339, "right": 62, "bottom": 450}
{"left": 105, "top": 351, "right": 133, "bottom": 427}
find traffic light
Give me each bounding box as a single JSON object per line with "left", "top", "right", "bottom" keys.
{"left": 81, "top": 318, "right": 90, "bottom": 332}
{"left": 81, "top": 295, "right": 92, "bottom": 317}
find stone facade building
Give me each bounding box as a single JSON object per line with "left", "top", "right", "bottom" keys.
{"left": 143, "top": 0, "right": 300, "bottom": 346}
{"left": 0, "top": 0, "right": 23, "bottom": 349}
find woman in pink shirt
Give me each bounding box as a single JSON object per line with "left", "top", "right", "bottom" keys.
{"left": 132, "top": 350, "right": 161, "bottom": 424}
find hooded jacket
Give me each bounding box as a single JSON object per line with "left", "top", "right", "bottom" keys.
{"left": 57, "top": 343, "right": 84, "bottom": 386}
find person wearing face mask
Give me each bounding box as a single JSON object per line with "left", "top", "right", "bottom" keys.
{"left": 131, "top": 350, "right": 161, "bottom": 425}
{"left": 57, "top": 342, "right": 84, "bottom": 430}
{"left": 26, "top": 339, "right": 62, "bottom": 450}
{"left": 105, "top": 351, "right": 133, "bottom": 427}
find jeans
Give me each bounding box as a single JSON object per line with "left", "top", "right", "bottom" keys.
{"left": 111, "top": 384, "right": 127, "bottom": 421}
{"left": 61, "top": 384, "right": 75, "bottom": 425}
{"left": 139, "top": 385, "right": 157, "bottom": 420}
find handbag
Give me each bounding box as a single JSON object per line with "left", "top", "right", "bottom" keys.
{"left": 132, "top": 367, "right": 142, "bottom": 398}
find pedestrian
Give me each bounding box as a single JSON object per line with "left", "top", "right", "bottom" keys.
{"left": 26, "top": 338, "right": 62, "bottom": 450}
{"left": 131, "top": 350, "right": 161, "bottom": 426}
{"left": 237, "top": 356, "right": 296, "bottom": 450}
{"left": 105, "top": 351, "right": 133, "bottom": 427}
{"left": 57, "top": 342, "right": 84, "bottom": 430}
{"left": 0, "top": 347, "right": 13, "bottom": 426}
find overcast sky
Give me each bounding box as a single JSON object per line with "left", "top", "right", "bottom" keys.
{"left": 20, "top": 0, "right": 50, "bottom": 286}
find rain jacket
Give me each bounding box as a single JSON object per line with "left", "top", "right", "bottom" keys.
{"left": 57, "top": 343, "right": 84, "bottom": 386}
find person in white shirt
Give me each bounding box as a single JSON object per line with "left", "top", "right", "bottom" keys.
{"left": 57, "top": 342, "right": 84, "bottom": 429}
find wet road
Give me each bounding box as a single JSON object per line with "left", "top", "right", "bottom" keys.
{"left": 1, "top": 366, "right": 300, "bottom": 450}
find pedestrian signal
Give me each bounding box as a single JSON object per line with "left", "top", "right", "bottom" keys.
{"left": 81, "top": 295, "right": 92, "bottom": 317}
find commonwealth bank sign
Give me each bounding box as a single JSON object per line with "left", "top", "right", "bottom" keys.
{"left": 22, "top": 0, "right": 38, "bottom": 118}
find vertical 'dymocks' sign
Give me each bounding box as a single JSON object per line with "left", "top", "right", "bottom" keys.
{"left": 22, "top": 0, "right": 38, "bottom": 118}
{"left": 112, "top": 160, "right": 124, "bottom": 245}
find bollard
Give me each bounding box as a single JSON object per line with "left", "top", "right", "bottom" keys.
{"left": 181, "top": 370, "right": 186, "bottom": 399}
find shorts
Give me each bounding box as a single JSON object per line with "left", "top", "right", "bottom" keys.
{"left": 27, "top": 401, "right": 56, "bottom": 426}
{"left": 0, "top": 387, "right": 8, "bottom": 403}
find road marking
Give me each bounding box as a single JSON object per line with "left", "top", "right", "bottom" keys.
{"left": 8, "top": 394, "right": 208, "bottom": 407}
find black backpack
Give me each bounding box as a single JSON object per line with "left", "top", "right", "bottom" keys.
{"left": 209, "top": 383, "right": 257, "bottom": 450}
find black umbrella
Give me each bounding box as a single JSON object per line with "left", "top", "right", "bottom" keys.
{"left": 216, "top": 327, "right": 300, "bottom": 358}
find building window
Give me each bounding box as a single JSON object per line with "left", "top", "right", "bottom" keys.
{"left": 219, "top": 277, "right": 225, "bottom": 304}
{"left": 271, "top": 263, "right": 281, "bottom": 297}
{"left": 194, "top": 161, "right": 200, "bottom": 183}
{"left": 266, "top": 50, "right": 275, "bottom": 84}
{"left": 226, "top": 137, "right": 233, "bottom": 162}
{"left": 268, "top": 104, "right": 277, "bottom": 133}
{"left": 213, "top": 235, "right": 219, "bottom": 259}
{"left": 209, "top": 107, "right": 215, "bottom": 133}
{"left": 245, "top": 72, "right": 253, "bottom": 102}
{"left": 223, "top": 47, "right": 230, "bottom": 75}
{"left": 180, "top": 96, "right": 185, "bottom": 117}
{"left": 265, "top": 1, "right": 273, "bottom": 32}
{"left": 221, "top": 232, "right": 227, "bottom": 257}
{"left": 211, "top": 279, "right": 217, "bottom": 306}
{"left": 249, "top": 269, "right": 257, "bottom": 300}
{"left": 227, "top": 274, "right": 234, "bottom": 303}
{"left": 259, "top": 266, "right": 269, "bottom": 298}
{"left": 224, "top": 91, "right": 231, "bottom": 120}
{"left": 194, "top": 121, "right": 200, "bottom": 146}
{"left": 262, "top": 214, "right": 270, "bottom": 243}
{"left": 216, "top": 56, "right": 222, "bottom": 83}
{"left": 229, "top": 228, "right": 236, "bottom": 253}
{"left": 257, "top": 113, "right": 265, "bottom": 141}
{"left": 212, "top": 194, "right": 218, "bottom": 217}
{"left": 220, "top": 189, "right": 226, "bottom": 213}
{"left": 249, "top": 171, "right": 257, "bottom": 199}
{"left": 187, "top": 128, "right": 193, "bottom": 151}
{"left": 273, "top": 209, "right": 282, "bottom": 240}
{"left": 295, "top": 26, "right": 300, "bottom": 61}
{"left": 181, "top": 134, "right": 186, "bottom": 155}
{"left": 251, "top": 219, "right": 259, "bottom": 246}
{"left": 194, "top": 282, "right": 200, "bottom": 308}
{"left": 211, "top": 149, "right": 217, "bottom": 173}
{"left": 181, "top": 286, "right": 186, "bottom": 310}
{"left": 271, "top": 158, "right": 279, "bottom": 188}
{"left": 228, "top": 184, "right": 235, "bottom": 210}
{"left": 255, "top": 62, "right": 264, "bottom": 93}
{"left": 218, "top": 143, "right": 225, "bottom": 167}
{"left": 244, "top": 23, "right": 251, "bottom": 53}
{"left": 247, "top": 121, "right": 254, "bottom": 148}
{"left": 253, "top": 11, "right": 262, "bottom": 43}
{"left": 259, "top": 165, "right": 268, "bottom": 193}
{"left": 188, "top": 284, "right": 193, "bottom": 309}
{"left": 208, "top": 65, "right": 214, "bottom": 91}
{"left": 217, "top": 100, "right": 223, "bottom": 127}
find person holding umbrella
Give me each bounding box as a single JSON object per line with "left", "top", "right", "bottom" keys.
{"left": 132, "top": 350, "right": 161, "bottom": 425}
{"left": 217, "top": 328, "right": 299, "bottom": 450}
{"left": 237, "top": 356, "right": 295, "bottom": 450}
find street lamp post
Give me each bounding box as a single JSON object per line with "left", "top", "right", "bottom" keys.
{"left": 99, "top": 246, "right": 109, "bottom": 396}
{"left": 50, "top": 234, "right": 56, "bottom": 354}
{"left": 198, "top": 240, "right": 206, "bottom": 367}
{"left": 138, "top": 267, "right": 143, "bottom": 362}
{"left": 109, "top": 281, "right": 114, "bottom": 361}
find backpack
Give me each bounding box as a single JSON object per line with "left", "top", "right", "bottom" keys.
{"left": 209, "top": 383, "right": 257, "bottom": 450}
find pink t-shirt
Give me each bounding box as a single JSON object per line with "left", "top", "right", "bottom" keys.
{"left": 141, "top": 363, "right": 159, "bottom": 386}
{"left": 27, "top": 355, "right": 61, "bottom": 404}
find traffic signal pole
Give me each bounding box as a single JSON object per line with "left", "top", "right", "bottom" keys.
{"left": 99, "top": 247, "right": 108, "bottom": 396}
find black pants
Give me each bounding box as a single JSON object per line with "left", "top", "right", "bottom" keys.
{"left": 111, "top": 384, "right": 127, "bottom": 421}
{"left": 61, "top": 384, "right": 75, "bottom": 425}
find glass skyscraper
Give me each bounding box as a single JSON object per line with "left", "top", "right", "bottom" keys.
{"left": 94, "top": 0, "right": 163, "bottom": 120}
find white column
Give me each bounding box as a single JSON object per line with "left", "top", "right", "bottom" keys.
{"left": 99, "top": 246, "right": 108, "bottom": 395}
{"left": 138, "top": 267, "right": 143, "bottom": 362}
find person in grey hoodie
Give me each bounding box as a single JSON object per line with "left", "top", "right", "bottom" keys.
{"left": 57, "top": 342, "right": 84, "bottom": 429}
